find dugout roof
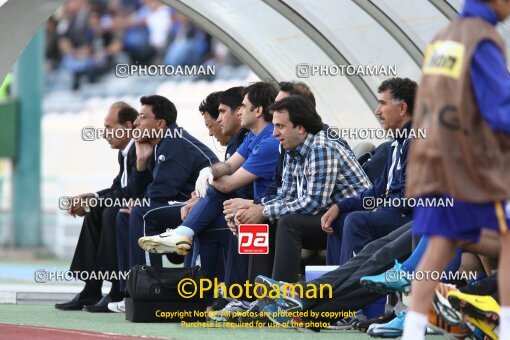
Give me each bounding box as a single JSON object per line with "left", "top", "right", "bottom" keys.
{"left": 3, "top": 0, "right": 509, "bottom": 134}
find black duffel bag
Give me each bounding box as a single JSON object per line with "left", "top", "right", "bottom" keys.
{"left": 125, "top": 265, "right": 212, "bottom": 322}
{"left": 126, "top": 264, "right": 202, "bottom": 301}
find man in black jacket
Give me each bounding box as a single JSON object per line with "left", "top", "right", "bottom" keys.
{"left": 55, "top": 102, "right": 138, "bottom": 312}
{"left": 109, "top": 95, "right": 219, "bottom": 312}
{"left": 114, "top": 94, "right": 219, "bottom": 284}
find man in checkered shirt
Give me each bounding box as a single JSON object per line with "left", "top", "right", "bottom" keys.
{"left": 260, "top": 94, "right": 371, "bottom": 282}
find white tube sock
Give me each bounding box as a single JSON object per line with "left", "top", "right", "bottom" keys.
{"left": 174, "top": 225, "right": 195, "bottom": 238}
{"left": 500, "top": 306, "right": 510, "bottom": 340}
{"left": 402, "top": 310, "right": 427, "bottom": 340}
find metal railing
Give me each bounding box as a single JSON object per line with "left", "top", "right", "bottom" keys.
{"left": 0, "top": 175, "right": 112, "bottom": 258}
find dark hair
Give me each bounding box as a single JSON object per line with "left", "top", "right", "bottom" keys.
{"left": 198, "top": 91, "right": 223, "bottom": 119}
{"left": 242, "top": 82, "right": 279, "bottom": 122}
{"left": 378, "top": 77, "right": 418, "bottom": 115}
{"left": 111, "top": 102, "right": 138, "bottom": 125}
{"left": 139, "top": 95, "right": 177, "bottom": 126}
{"left": 269, "top": 95, "right": 323, "bottom": 134}
{"left": 219, "top": 86, "right": 244, "bottom": 112}
{"left": 278, "top": 81, "right": 316, "bottom": 107}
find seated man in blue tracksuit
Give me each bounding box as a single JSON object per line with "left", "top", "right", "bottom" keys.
{"left": 321, "top": 77, "right": 417, "bottom": 265}
{"left": 184, "top": 86, "right": 253, "bottom": 283}
{"left": 138, "top": 82, "right": 280, "bottom": 285}
{"left": 115, "top": 95, "right": 219, "bottom": 288}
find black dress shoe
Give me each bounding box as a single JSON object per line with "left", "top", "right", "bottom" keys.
{"left": 84, "top": 295, "right": 122, "bottom": 313}
{"left": 55, "top": 293, "right": 102, "bottom": 311}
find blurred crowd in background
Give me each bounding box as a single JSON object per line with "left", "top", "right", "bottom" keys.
{"left": 45, "top": 0, "right": 243, "bottom": 90}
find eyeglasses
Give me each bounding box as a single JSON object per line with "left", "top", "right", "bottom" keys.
{"left": 205, "top": 120, "right": 220, "bottom": 131}
{"left": 136, "top": 114, "right": 157, "bottom": 120}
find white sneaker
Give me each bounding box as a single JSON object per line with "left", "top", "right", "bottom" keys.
{"left": 108, "top": 299, "right": 125, "bottom": 313}
{"left": 138, "top": 228, "right": 192, "bottom": 255}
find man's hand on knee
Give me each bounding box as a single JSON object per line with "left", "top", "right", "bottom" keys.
{"left": 223, "top": 198, "right": 254, "bottom": 217}
{"left": 180, "top": 198, "right": 198, "bottom": 221}
{"left": 321, "top": 205, "right": 340, "bottom": 234}
{"left": 237, "top": 204, "right": 265, "bottom": 224}
{"left": 68, "top": 193, "right": 95, "bottom": 217}
{"left": 119, "top": 198, "right": 139, "bottom": 214}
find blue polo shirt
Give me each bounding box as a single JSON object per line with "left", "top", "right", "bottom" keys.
{"left": 226, "top": 128, "right": 253, "bottom": 199}
{"left": 464, "top": 0, "right": 510, "bottom": 135}
{"left": 236, "top": 124, "right": 279, "bottom": 200}
{"left": 225, "top": 128, "right": 250, "bottom": 161}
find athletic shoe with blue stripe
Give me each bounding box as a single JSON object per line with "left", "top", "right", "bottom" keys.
{"left": 254, "top": 275, "right": 303, "bottom": 308}
{"left": 255, "top": 275, "right": 303, "bottom": 327}
{"left": 262, "top": 302, "right": 304, "bottom": 328}
{"left": 367, "top": 311, "right": 406, "bottom": 338}
{"left": 360, "top": 260, "right": 411, "bottom": 294}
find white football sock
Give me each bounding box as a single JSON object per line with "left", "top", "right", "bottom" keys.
{"left": 402, "top": 310, "right": 427, "bottom": 340}
{"left": 499, "top": 306, "right": 510, "bottom": 340}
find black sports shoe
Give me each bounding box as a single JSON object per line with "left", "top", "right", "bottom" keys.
{"left": 353, "top": 310, "right": 395, "bottom": 332}
{"left": 210, "top": 300, "right": 252, "bottom": 322}
{"left": 206, "top": 284, "right": 233, "bottom": 313}
{"left": 207, "top": 297, "right": 230, "bottom": 313}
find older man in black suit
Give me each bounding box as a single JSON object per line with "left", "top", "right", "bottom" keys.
{"left": 55, "top": 102, "right": 138, "bottom": 312}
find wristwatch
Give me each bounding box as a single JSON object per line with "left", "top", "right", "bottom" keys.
{"left": 262, "top": 206, "right": 269, "bottom": 218}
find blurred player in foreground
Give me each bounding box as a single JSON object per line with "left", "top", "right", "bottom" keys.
{"left": 402, "top": 0, "right": 510, "bottom": 339}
